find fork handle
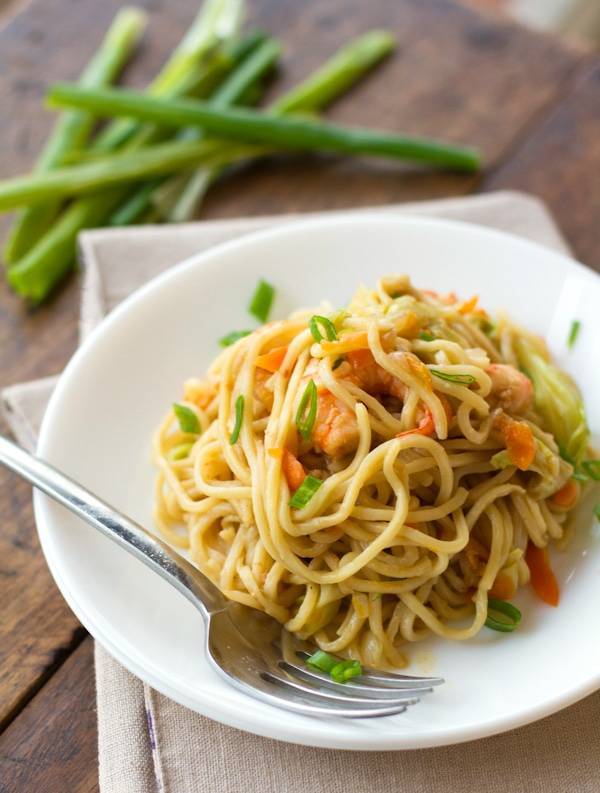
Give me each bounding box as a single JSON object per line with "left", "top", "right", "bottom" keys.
{"left": 0, "top": 434, "right": 228, "bottom": 617}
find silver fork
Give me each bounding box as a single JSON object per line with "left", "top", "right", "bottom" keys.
{"left": 0, "top": 435, "right": 443, "bottom": 719}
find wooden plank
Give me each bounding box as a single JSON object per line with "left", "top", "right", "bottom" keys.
{"left": 0, "top": 0, "right": 589, "bottom": 755}
{"left": 0, "top": 638, "right": 98, "bottom": 793}
{"left": 485, "top": 60, "right": 600, "bottom": 270}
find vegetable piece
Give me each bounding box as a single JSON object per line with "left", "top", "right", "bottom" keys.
{"left": 229, "top": 394, "right": 244, "bottom": 444}
{"left": 255, "top": 345, "right": 288, "bottom": 373}
{"left": 173, "top": 403, "right": 201, "bottom": 434}
{"left": 6, "top": 0, "right": 242, "bottom": 301}
{"left": 281, "top": 448, "right": 306, "bottom": 491}
{"left": 248, "top": 279, "right": 275, "bottom": 323}
{"left": 514, "top": 336, "right": 589, "bottom": 467}
{"left": 47, "top": 84, "right": 482, "bottom": 172}
{"left": 595, "top": 504, "right": 600, "bottom": 520}
{"left": 306, "top": 649, "right": 362, "bottom": 683}
{"left": 295, "top": 380, "right": 318, "bottom": 441}
{"left": 321, "top": 331, "right": 369, "bottom": 355}
{"left": 289, "top": 475, "right": 323, "bottom": 509}
{"left": 219, "top": 329, "right": 252, "bottom": 347}
{"left": 169, "top": 442, "right": 194, "bottom": 460}
{"left": 500, "top": 418, "right": 535, "bottom": 471}
{"left": 309, "top": 315, "right": 338, "bottom": 342}
{"left": 489, "top": 573, "right": 517, "bottom": 601}
{"left": 163, "top": 30, "right": 398, "bottom": 221}
{"left": 582, "top": 459, "right": 600, "bottom": 481}
{"left": 431, "top": 369, "right": 476, "bottom": 385}
{"left": 485, "top": 598, "right": 522, "bottom": 632}
{"left": 525, "top": 543, "right": 560, "bottom": 607}
{"left": 567, "top": 320, "right": 581, "bottom": 349}
{"left": 458, "top": 295, "right": 478, "bottom": 314}
{"left": 551, "top": 478, "right": 579, "bottom": 508}
{"left": 3, "top": 7, "right": 147, "bottom": 265}
{"left": 419, "top": 331, "right": 435, "bottom": 342}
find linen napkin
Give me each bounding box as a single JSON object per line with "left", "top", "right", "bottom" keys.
{"left": 3, "top": 191, "right": 599, "bottom": 793}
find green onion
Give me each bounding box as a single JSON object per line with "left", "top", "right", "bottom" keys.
{"left": 431, "top": 369, "right": 477, "bottom": 386}
{"left": 330, "top": 660, "right": 362, "bottom": 683}
{"left": 173, "top": 403, "right": 201, "bottom": 434}
{"left": 169, "top": 442, "right": 194, "bottom": 461}
{"left": 567, "top": 320, "right": 581, "bottom": 349}
{"left": 248, "top": 279, "right": 275, "bottom": 323}
{"left": 332, "top": 356, "right": 345, "bottom": 371}
{"left": 295, "top": 380, "right": 318, "bottom": 441}
{"left": 485, "top": 598, "right": 522, "bottom": 633}
{"left": 3, "top": 7, "right": 147, "bottom": 266}
{"left": 229, "top": 394, "right": 244, "bottom": 444}
{"left": 47, "top": 84, "right": 482, "bottom": 172}
{"left": 595, "top": 503, "right": 600, "bottom": 521}
{"left": 572, "top": 470, "right": 589, "bottom": 483}
{"left": 309, "top": 315, "right": 338, "bottom": 342}
{"left": 582, "top": 460, "right": 600, "bottom": 481}
{"left": 219, "top": 329, "right": 252, "bottom": 347}
{"left": 419, "top": 331, "right": 435, "bottom": 342}
{"left": 289, "top": 475, "right": 323, "bottom": 509}
{"left": 306, "top": 650, "right": 363, "bottom": 683}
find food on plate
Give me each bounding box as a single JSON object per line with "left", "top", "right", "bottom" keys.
{"left": 153, "top": 275, "right": 597, "bottom": 669}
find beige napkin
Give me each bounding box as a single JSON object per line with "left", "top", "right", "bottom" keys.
{"left": 3, "top": 191, "right": 599, "bottom": 793}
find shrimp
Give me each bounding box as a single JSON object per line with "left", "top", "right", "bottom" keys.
{"left": 486, "top": 364, "right": 533, "bottom": 414}
{"left": 310, "top": 350, "right": 432, "bottom": 457}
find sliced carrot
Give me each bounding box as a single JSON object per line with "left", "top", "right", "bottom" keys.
{"left": 282, "top": 448, "right": 306, "bottom": 491}
{"left": 525, "top": 542, "right": 560, "bottom": 607}
{"left": 255, "top": 345, "right": 288, "bottom": 373}
{"left": 498, "top": 417, "right": 535, "bottom": 470}
{"left": 551, "top": 478, "right": 579, "bottom": 509}
{"left": 489, "top": 572, "right": 517, "bottom": 601}
{"left": 459, "top": 295, "right": 479, "bottom": 314}
{"left": 321, "top": 331, "right": 370, "bottom": 356}
{"left": 267, "top": 447, "right": 283, "bottom": 460}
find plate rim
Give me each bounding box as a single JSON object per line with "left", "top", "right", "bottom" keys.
{"left": 34, "top": 213, "right": 600, "bottom": 750}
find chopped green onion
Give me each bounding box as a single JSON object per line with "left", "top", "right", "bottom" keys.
{"left": 431, "top": 369, "right": 477, "bottom": 386}
{"left": 219, "top": 329, "right": 252, "bottom": 347}
{"left": 309, "top": 314, "right": 337, "bottom": 342}
{"left": 567, "top": 320, "right": 581, "bottom": 349}
{"left": 330, "top": 660, "right": 362, "bottom": 683}
{"left": 332, "top": 356, "right": 345, "bottom": 371}
{"left": 582, "top": 460, "right": 600, "bottom": 481}
{"left": 595, "top": 503, "right": 600, "bottom": 521}
{"left": 289, "top": 474, "right": 323, "bottom": 509}
{"left": 169, "top": 442, "right": 194, "bottom": 461}
{"left": 485, "top": 598, "right": 522, "bottom": 633}
{"left": 229, "top": 394, "right": 244, "bottom": 445}
{"left": 295, "top": 379, "right": 318, "bottom": 440}
{"left": 419, "top": 331, "right": 435, "bottom": 342}
{"left": 173, "top": 403, "right": 200, "bottom": 434}
{"left": 248, "top": 279, "right": 275, "bottom": 323}
{"left": 572, "top": 470, "right": 589, "bottom": 483}
{"left": 306, "top": 649, "right": 363, "bottom": 683}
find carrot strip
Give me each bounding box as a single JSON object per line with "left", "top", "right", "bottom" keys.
{"left": 525, "top": 542, "right": 560, "bottom": 607}
{"left": 282, "top": 448, "right": 306, "bottom": 491}
{"left": 255, "top": 345, "right": 288, "bottom": 373}
{"left": 551, "top": 478, "right": 579, "bottom": 509}
{"left": 459, "top": 295, "right": 478, "bottom": 314}
{"left": 321, "top": 331, "right": 369, "bottom": 355}
{"left": 496, "top": 416, "right": 535, "bottom": 470}
{"left": 489, "top": 572, "right": 517, "bottom": 601}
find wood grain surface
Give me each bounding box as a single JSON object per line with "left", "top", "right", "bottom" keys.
{"left": 0, "top": 0, "right": 598, "bottom": 790}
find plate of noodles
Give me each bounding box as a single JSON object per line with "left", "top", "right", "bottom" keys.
{"left": 35, "top": 215, "right": 600, "bottom": 749}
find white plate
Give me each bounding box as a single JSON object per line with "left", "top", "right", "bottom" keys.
{"left": 35, "top": 215, "right": 600, "bottom": 750}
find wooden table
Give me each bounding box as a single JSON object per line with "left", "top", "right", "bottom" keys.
{"left": 0, "top": 0, "right": 598, "bottom": 789}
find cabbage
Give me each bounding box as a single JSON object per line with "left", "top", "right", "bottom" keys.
{"left": 514, "top": 337, "right": 589, "bottom": 466}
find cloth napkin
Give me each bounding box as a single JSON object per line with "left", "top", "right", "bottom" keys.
{"left": 3, "top": 191, "right": 599, "bottom": 793}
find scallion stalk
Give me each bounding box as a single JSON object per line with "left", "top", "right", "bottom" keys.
{"left": 47, "top": 82, "right": 481, "bottom": 171}
{"left": 248, "top": 279, "right": 275, "bottom": 322}
{"left": 229, "top": 394, "right": 245, "bottom": 444}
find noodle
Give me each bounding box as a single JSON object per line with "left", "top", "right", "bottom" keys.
{"left": 153, "top": 276, "right": 590, "bottom": 669}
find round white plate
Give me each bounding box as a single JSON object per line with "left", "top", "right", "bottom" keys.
{"left": 35, "top": 215, "right": 600, "bottom": 750}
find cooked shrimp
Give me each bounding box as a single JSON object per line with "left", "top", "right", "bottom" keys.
{"left": 486, "top": 364, "right": 533, "bottom": 414}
